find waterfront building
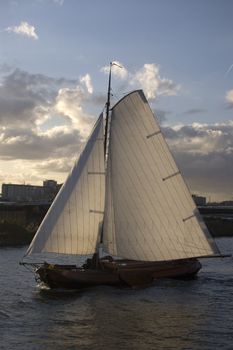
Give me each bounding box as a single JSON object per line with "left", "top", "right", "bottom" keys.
{"left": 1, "top": 180, "right": 61, "bottom": 203}
{"left": 192, "top": 194, "right": 206, "bottom": 206}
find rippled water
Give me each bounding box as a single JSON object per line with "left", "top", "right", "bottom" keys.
{"left": 1, "top": 238, "right": 233, "bottom": 350}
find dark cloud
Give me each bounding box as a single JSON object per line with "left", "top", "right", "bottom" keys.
{"left": 0, "top": 95, "right": 37, "bottom": 124}
{"left": 183, "top": 108, "right": 207, "bottom": 115}
{"left": 225, "top": 103, "right": 233, "bottom": 109}
{"left": 0, "top": 126, "right": 83, "bottom": 160}
{"left": 174, "top": 150, "right": 233, "bottom": 197}
{"left": 0, "top": 63, "right": 13, "bottom": 74}
{"left": 0, "top": 68, "right": 94, "bottom": 164}
{"left": 0, "top": 68, "right": 78, "bottom": 126}
{"left": 162, "top": 122, "right": 233, "bottom": 198}
{"left": 160, "top": 126, "right": 177, "bottom": 139}
{"left": 171, "top": 125, "right": 207, "bottom": 138}
{"left": 153, "top": 109, "right": 170, "bottom": 125}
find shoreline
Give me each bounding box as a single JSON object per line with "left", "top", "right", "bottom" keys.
{"left": 0, "top": 216, "right": 232, "bottom": 247}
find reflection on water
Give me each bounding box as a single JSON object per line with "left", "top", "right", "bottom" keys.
{"left": 30, "top": 283, "right": 203, "bottom": 350}
{"left": 1, "top": 238, "right": 233, "bottom": 350}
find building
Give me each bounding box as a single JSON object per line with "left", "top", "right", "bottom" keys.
{"left": 192, "top": 194, "right": 206, "bottom": 206}
{"left": 1, "top": 180, "right": 61, "bottom": 203}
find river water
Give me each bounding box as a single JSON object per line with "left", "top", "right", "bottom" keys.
{"left": 1, "top": 238, "right": 233, "bottom": 350}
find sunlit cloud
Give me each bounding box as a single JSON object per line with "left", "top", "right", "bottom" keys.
{"left": 5, "top": 21, "right": 38, "bottom": 40}
{"left": 55, "top": 86, "right": 94, "bottom": 137}
{"left": 0, "top": 68, "right": 94, "bottom": 167}
{"left": 100, "top": 61, "right": 128, "bottom": 80}
{"left": 100, "top": 62, "right": 179, "bottom": 100}
{"left": 80, "top": 74, "right": 93, "bottom": 94}
{"left": 225, "top": 89, "right": 233, "bottom": 107}
{"left": 130, "top": 63, "right": 179, "bottom": 100}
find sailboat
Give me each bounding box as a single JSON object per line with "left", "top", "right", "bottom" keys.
{"left": 22, "top": 63, "right": 222, "bottom": 289}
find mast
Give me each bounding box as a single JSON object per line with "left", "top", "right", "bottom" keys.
{"left": 103, "top": 61, "right": 122, "bottom": 158}
{"left": 99, "top": 62, "right": 112, "bottom": 248}
{"left": 104, "top": 62, "right": 112, "bottom": 158}
{"left": 100, "top": 62, "right": 121, "bottom": 247}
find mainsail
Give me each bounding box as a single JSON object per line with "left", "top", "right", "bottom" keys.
{"left": 103, "top": 90, "right": 218, "bottom": 261}
{"left": 26, "top": 114, "right": 105, "bottom": 256}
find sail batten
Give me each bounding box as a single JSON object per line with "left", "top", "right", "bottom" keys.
{"left": 103, "top": 90, "right": 218, "bottom": 261}
{"left": 26, "top": 114, "right": 105, "bottom": 256}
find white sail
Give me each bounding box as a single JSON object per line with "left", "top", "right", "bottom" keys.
{"left": 103, "top": 90, "right": 218, "bottom": 261}
{"left": 26, "top": 114, "right": 105, "bottom": 256}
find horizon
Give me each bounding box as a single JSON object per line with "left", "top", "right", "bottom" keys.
{"left": 0, "top": 0, "right": 233, "bottom": 202}
{"left": 0, "top": 179, "right": 232, "bottom": 204}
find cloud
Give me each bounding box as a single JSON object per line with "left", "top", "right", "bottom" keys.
{"left": 161, "top": 121, "right": 233, "bottom": 199}
{"left": 0, "top": 126, "right": 82, "bottom": 160}
{"left": 225, "top": 89, "right": 233, "bottom": 107}
{"left": 55, "top": 85, "right": 94, "bottom": 137}
{"left": 100, "top": 62, "right": 180, "bottom": 101}
{"left": 130, "top": 63, "right": 160, "bottom": 99}
{"left": 130, "top": 63, "right": 179, "bottom": 100}
{"left": 5, "top": 21, "right": 38, "bottom": 40}
{"left": 164, "top": 121, "right": 233, "bottom": 154}
{"left": 0, "top": 70, "right": 46, "bottom": 126}
{"left": 100, "top": 61, "right": 128, "bottom": 80}
{"left": 183, "top": 108, "right": 207, "bottom": 115}
{"left": 0, "top": 68, "right": 78, "bottom": 127}
{"left": 153, "top": 109, "right": 170, "bottom": 124}
{"left": 80, "top": 74, "right": 93, "bottom": 94}
{"left": 52, "top": 0, "right": 64, "bottom": 5}
{"left": 0, "top": 68, "right": 95, "bottom": 166}
{"left": 34, "top": 158, "right": 73, "bottom": 174}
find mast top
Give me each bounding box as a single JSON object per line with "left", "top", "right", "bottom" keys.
{"left": 104, "top": 61, "right": 122, "bottom": 156}
{"left": 106, "top": 61, "right": 123, "bottom": 117}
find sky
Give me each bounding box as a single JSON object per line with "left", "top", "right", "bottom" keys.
{"left": 0, "top": 0, "right": 233, "bottom": 201}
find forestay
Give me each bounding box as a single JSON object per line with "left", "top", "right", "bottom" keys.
{"left": 26, "top": 114, "right": 105, "bottom": 256}
{"left": 103, "top": 90, "right": 218, "bottom": 261}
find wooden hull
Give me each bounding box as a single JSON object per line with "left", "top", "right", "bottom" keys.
{"left": 36, "top": 258, "right": 202, "bottom": 289}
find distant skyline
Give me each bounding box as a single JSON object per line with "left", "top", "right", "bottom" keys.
{"left": 0, "top": 0, "right": 233, "bottom": 201}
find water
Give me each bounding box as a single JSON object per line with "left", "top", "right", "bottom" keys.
{"left": 1, "top": 239, "right": 233, "bottom": 350}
